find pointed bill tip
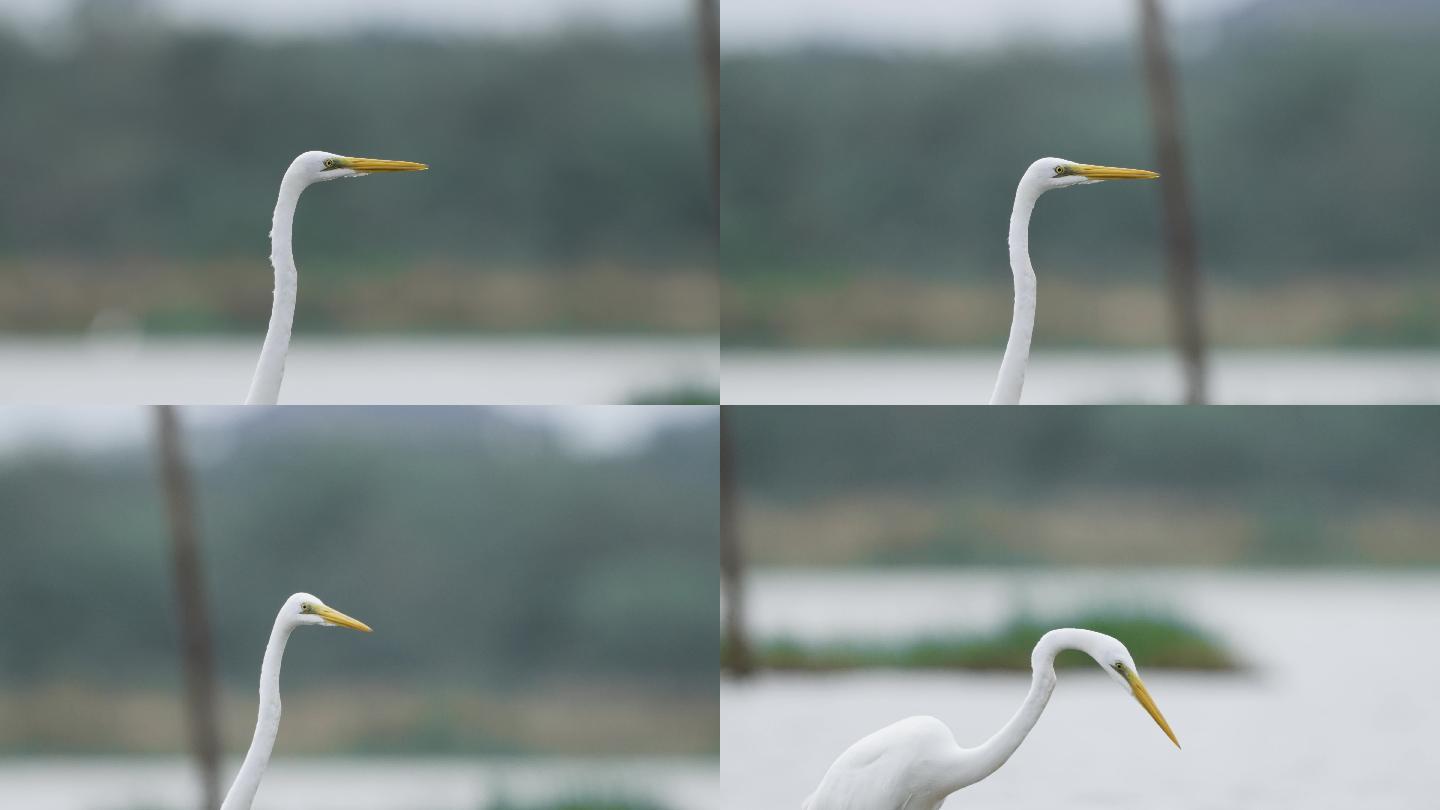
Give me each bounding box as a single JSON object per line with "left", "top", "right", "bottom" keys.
{"left": 1125, "top": 670, "right": 1180, "bottom": 749}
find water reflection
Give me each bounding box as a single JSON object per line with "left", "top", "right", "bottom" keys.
{"left": 0, "top": 757, "right": 718, "bottom": 810}
{"left": 0, "top": 337, "right": 718, "bottom": 404}
{"left": 721, "top": 350, "right": 1440, "bottom": 404}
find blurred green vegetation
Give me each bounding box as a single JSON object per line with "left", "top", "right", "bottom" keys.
{"left": 731, "top": 407, "right": 1440, "bottom": 566}
{"left": 739, "top": 610, "right": 1235, "bottom": 672}
{"left": 0, "top": 407, "right": 718, "bottom": 754}
{"left": 0, "top": 1, "right": 711, "bottom": 334}
{"left": 721, "top": 18, "right": 1440, "bottom": 346}
{"left": 626, "top": 383, "right": 720, "bottom": 405}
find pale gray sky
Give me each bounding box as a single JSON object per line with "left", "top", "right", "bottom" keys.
{"left": 0, "top": 0, "right": 685, "bottom": 37}
{"left": 0, "top": 406, "right": 712, "bottom": 458}
{"left": 722, "top": 0, "right": 1261, "bottom": 52}
{"left": 496, "top": 405, "right": 713, "bottom": 456}
{"left": 0, "top": 0, "right": 1260, "bottom": 45}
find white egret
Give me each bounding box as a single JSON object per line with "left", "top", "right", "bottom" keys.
{"left": 991, "top": 158, "right": 1158, "bottom": 405}
{"left": 246, "top": 151, "right": 428, "bottom": 405}
{"left": 802, "top": 628, "right": 1178, "bottom": 810}
{"left": 220, "top": 592, "right": 372, "bottom": 810}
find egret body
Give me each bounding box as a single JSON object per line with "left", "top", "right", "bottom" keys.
{"left": 219, "top": 592, "right": 372, "bottom": 810}
{"left": 802, "top": 628, "right": 1178, "bottom": 810}
{"left": 246, "top": 151, "right": 427, "bottom": 405}
{"left": 992, "top": 159, "right": 1158, "bottom": 404}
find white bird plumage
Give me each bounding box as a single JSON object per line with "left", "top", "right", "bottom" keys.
{"left": 991, "top": 158, "right": 1159, "bottom": 405}
{"left": 246, "top": 150, "right": 427, "bottom": 405}
{"left": 801, "top": 628, "right": 1179, "bottom": 810}
{"left": 220, "top": 592, "right": 372, "bottom": 810}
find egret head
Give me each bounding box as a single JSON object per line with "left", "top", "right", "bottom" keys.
{"left": 290, "top": 150, "right": 428, "bottom": 185}
{"left": 1087, "top": 634, "right": 1179, "bottom": 749}
{"left": 1026, "top": 157, "right": 1159, "bottom": 193}
{"left": 282, "top": 592, "right": 372, "bottom": 632}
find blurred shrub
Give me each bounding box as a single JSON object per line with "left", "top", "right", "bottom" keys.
{"left": 0, "top": 408, "right": 719, "bottom": 691}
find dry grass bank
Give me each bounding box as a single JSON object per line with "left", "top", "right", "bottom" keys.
{"left": 741, "top": 493, "right": 1440, "bottom": 567}
{"left": 0, "top": 262, "right": 716, "bottom": 335}
{"left": 0, "top": 683, "right": 716, "bottom": 756}
{"left": 723, "top": 275, "right": 1440, "bottom": 348}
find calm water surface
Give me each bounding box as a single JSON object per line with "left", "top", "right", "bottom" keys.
{"left": 0, "top": 336, "right": 718, "bottom": 404}
{"left": 722, "top": 349, "right": 1440, "bottom": 403}
{"left": 723, "top": 570, "right": 1440, "bottom": 808}
{"left": 0, "top": 757, "right": 717, "bottom": 810}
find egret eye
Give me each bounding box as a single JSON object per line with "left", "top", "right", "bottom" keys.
{"left": 322, "top": 159, "right": 338, "bottom": 170}
{"left": 1054, "top": 166, "right": 1069, "bottom": 177}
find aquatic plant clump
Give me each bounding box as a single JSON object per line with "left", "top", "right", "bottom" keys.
{"left": 735, "top": 610, "right": 1237, "bottom": 673}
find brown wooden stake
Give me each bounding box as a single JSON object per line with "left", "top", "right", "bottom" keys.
{"left": 153, "top": 406, "right": 223, "bottom": 810}
{"left": 696, "top": 0, "right": 720, "bottom": 228}
{"left": 1138, "top": 0, "right": 1209, "bottom": 403}
{"left": 719, "top": 409, "right": 754, "bottom": 676}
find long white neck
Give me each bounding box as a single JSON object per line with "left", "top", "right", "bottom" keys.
{"left": 245, "top": 170, "right": 307, "bottom": 405}
{"left": 940, "top": 628, "right": 1092, "bottom": 794}
{"left": 990, "top": 183, "right": 1040, "bottom": 405}
{"left": 219, "top": 613, "right": 295, "bottom": 810}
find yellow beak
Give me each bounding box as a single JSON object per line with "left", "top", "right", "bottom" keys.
{"left": 1124, "top": 669, "right": 1180, "bottom": 748}
{"left": 1070, "top": 163, "right": 1160, "bottom": 180}
{"left": 313, "top": 604, "right": 373, "bottom": 632}
{"left": 338, "top": 156, "right": 429, "bottom": 173}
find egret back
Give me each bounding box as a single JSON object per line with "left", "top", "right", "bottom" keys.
{"left": 804, "top": 716, "right": 966, "bottom": 810}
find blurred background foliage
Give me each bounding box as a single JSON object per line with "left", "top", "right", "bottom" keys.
{"left": 722, "top": 1, "right": 1440, "bottom": 347}
{"left": 0, "top": 407, "right": 717, "bottom": 755}
{"left": 0, "top": 0, "right": 712, "bottom": 335}
{"left": 729, "top": 406, "right": 1440, "bottom": 566}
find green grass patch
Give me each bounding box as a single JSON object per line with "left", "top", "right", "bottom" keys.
{"left": 732, "top": 610, "right": 1237, "bottom": 673}
{"left": 626, "top": 383, "right": 720, "bottom": 404}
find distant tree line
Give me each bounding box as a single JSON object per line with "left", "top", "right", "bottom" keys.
{"left": 0, "top": 408, "right": 718, "bottom": 691}
{"left": 723, "top": 24, "right": 1440, "bottom": 282}
{"left": 731, "top": 406, "right": 1440, "bottom": 506}
{"left": 730, "top": 407, "right": 1440, "bottom": 566}
{"left": 0, "top": 7, "right": 708, "bottom": 270}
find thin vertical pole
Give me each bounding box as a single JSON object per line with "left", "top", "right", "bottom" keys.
{"left": 719, "top": 409, "right": 754, "bottom": 676}
{"left": 696, "top": 0, "right": 720, "bottom": 227}
{"left": 1138, "top": 0, "right": 1208, "bottom": 403}
{"left": 154, "top": 406, "right": 222, "bottom": 810}
{"left": 699, "top": 1, "right": 743, "bottom": 670}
